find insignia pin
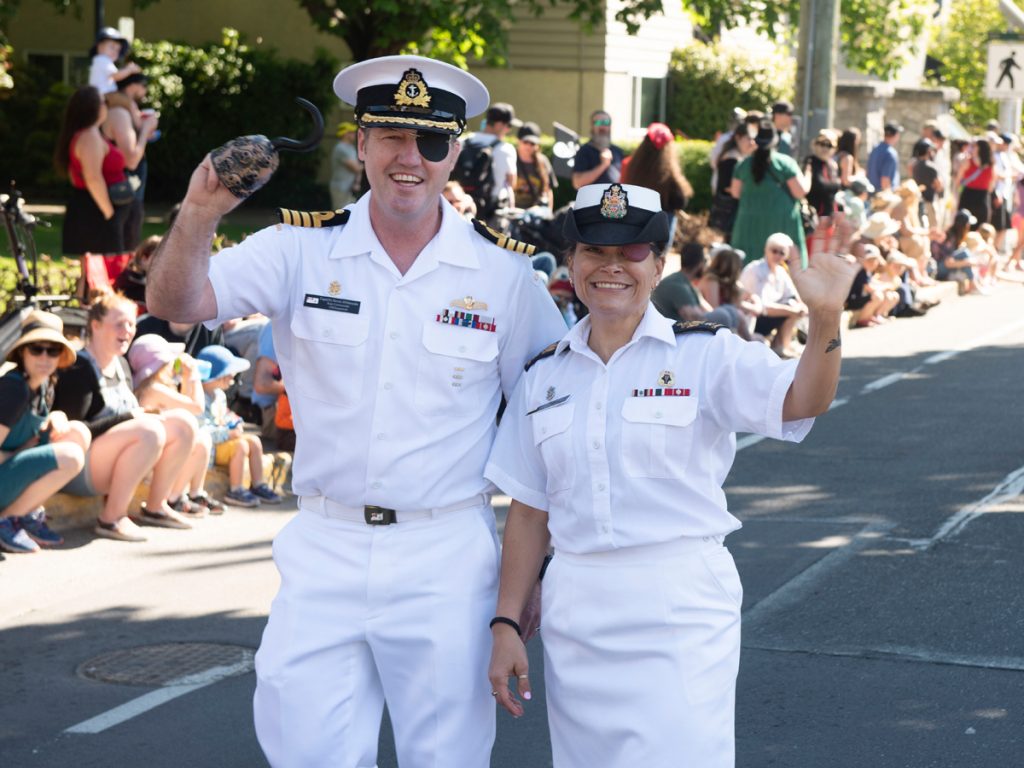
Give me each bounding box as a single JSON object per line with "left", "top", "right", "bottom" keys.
{"left": 546, "top": 386, "right": 555, "bottom": 401}
{"left": 328, "top": 281, "right": 341, "bottom": 296}
{"left": 658, "top": 370, "right": 675, "bottom": 387}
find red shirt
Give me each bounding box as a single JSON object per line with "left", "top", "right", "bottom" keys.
{"left": 962, "top": 161, "right": 993, "bottom": 190}
{"left": 69, "top": 130, "right": 126, "bottom": 189}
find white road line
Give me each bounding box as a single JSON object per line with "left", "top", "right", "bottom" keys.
{"left": 735, "top": 434, "right": 766, "bottom": 451}
{"left": 828, "top": 397, "right": 849, "bottom": 410}
{"left": 64, "top": 659, "right": 253, "bottom": 735}
{"left": 861, "top": 372, "right": 906, "bottom": 393}
{"left": 906, "top": 463, "right": 1024, "bottom": 551}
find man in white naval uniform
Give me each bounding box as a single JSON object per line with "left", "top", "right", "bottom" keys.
{"left": 146, "top": 55, "right": 566, "bottom": 767}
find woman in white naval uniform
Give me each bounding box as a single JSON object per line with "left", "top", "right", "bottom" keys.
{"left": 485, "top": 183, "right": 860, "bottom": 767}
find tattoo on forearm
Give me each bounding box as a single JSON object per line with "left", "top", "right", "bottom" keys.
{"left": 825, "top": 336, "right": 841, "bottom": 354}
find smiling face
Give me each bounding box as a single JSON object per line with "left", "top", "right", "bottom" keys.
{"left": 89, "top": 302, "right": 137, "bottom": 359}
{"left": 358, "top": 126, "right": 458, "bottom": 220}
{"left": 568, "top": 242, "right": 663, "bottom": 322}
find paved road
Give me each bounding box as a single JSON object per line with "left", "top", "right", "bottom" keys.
{"left": 3, "top": 284, "right": 1023, "bottom": 767}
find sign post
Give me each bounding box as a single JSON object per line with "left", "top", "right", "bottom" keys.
{"left": 986, "top": 39, "right": 1024, "bottom": 131}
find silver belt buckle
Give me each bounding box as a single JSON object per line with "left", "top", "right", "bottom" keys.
{"left": 364, "top": 505, "right": 397, "bottom": 525}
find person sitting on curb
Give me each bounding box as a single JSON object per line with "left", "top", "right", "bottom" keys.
{"left": 845, "top": 244, "right": 900, "bottom": 327}
{"left": 197, "top": 345, "right": 282, "bottom": 508}
{"left": 0, "top": 311, "right": 90, "bottom": 553}
{"left": 739, "top": 233, "right": 808, "bottom": 358}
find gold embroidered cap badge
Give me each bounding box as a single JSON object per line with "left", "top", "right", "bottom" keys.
{"left": 394, "top": 69, "right": 432, "bottom": 108}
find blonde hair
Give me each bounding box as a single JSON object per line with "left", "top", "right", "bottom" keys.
{"left": 86, "top": 290, "right": 136, "bottom": 338}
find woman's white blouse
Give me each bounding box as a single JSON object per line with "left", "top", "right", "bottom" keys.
{"left": 485, "top": 305, "right": 814, "bottom": 554}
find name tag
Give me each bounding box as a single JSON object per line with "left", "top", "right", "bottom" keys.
{"left": 304, "top": 293, "right": 360, "bottom": 314}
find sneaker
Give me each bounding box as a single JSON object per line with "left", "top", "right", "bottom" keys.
{"left": 0, "top": 517, "right": 41, "bottom": 553}
{"left": 188, "top": 490, "right": 225, "bottom": 516}
{"left": 94, "top": 517, "right": 148, "bottom": 543}
{"left": 251, "top": 483, "right": 282, "bottom": 505}
{"left": 224, "top": 488, "right": 261, "bottom": 508}
{"left": 19, "top": 507, "right": 64, "bottom": 547}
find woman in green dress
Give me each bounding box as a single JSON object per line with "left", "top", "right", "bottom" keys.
{"left": 730, "top": 119, "right": 810, "bottom": 266}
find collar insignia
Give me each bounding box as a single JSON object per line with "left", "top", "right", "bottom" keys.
{"left": 394, "top": 69, "right": 431, "bottom": 108}
{"left": 328, "top": 280, "right": 342, "bottom": 296}
{"left": 600, "top": 183, "right": 628, "bottom": 220}
{"left": 658, "top": 370, "right": 675, "bottom": 387}
{"left": 546, "top": 386, "right": 555, "bottom": 401}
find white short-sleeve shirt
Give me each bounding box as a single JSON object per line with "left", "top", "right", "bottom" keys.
{"left": 740, "top": 259, "right": 800, "bottom": 306}
{"left": 89, "top": 54, "right": 117, "bottom": 95}
{"left": 485, "top": 306, "right": 814, "bottom": 554}
{"left": 207, "top": 193, "right": 566, "bottom": 508}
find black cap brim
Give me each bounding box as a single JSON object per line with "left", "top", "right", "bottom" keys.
{"left": 563, "top": 206, "right": 670, "bottom": 246}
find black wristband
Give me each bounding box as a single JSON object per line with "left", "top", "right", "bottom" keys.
{"left": 538, "top": 553, "right": 553, "bottom": 581}
{"left": 489, "top": 616, "right": 521, "bottom": 635}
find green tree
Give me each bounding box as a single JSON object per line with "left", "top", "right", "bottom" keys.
{"left": 295, "top": 0, "right": 664, "bottom": 66}
{"left": 927, "top": 0, "right": 1008, "bottom": 130}
{"left": 682, "top": 0, "right": 931, "bottom": 79}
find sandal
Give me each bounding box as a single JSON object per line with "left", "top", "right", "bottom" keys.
{"left": 169, "top": 494, "right": 208, "bottom": 519}
{"left": 132, "top": 503, "right": 192, "bottom": 530}
{"left": 188, "top": 490, "right": 225, "bottom": 516}
{"left": 94, "top": 518, "right": 147, "bottom": 543}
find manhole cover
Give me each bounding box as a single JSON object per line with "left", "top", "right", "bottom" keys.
{"left": 78, "top": 643, "right": 255, "bottom": 686}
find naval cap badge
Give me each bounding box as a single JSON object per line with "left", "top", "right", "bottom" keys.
{"left": 394, "top": 68, "right": 432, "bottom": 109}
{"left": 600, "top": 183, "right": 628, "bottom": 220}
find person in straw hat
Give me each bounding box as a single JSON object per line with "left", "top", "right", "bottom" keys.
{"left": 0, "top": 311, "right": 90, "bottom": 553}
{"left": 146, "top": 54, "right": 566, "bottom": 766}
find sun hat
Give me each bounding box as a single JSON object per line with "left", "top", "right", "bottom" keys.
{"left": 6, "top": 310, "right": 76, "bottom": 369}
{"left": 562, "top": 183, "right": 670, "bottom": 248}
{"left": 197, "top": 345, "right": 251, "bottom": 382}
{"left": 860, "top": 212, "right": 902, "bottom": 241}
{"left": 127, "top": 334, "right": 185, "bottom": 389}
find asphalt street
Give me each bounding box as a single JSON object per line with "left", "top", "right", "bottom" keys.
{"left": 2, "top": 282, "right": 1023, "bottom": 768}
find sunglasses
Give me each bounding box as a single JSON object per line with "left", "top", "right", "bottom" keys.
{"left": 769, "top": 247, "right": 788, "bottom": 256}
{"left": 26, "top": 343, "right": 63, "bottom": 358}
{"left": 593, "top": 119, "right": 612, "bottom": 127}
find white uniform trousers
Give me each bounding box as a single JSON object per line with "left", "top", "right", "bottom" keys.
{"left": 253, "top": 502, "right": 500, "bottom": 768}
{"left": 541, "top": 536, "right": 742, "bottom": 768}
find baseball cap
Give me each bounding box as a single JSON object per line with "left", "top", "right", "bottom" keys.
{"left": 517, "top": 121, "right": 541, "bottom": 144}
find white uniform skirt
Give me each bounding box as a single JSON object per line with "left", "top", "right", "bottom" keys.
{"left": 541, "top": 535, "right": 742, "bottom": 768}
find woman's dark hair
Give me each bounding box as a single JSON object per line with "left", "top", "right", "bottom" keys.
{"left": 975, "top": 138, "right": 993, "bottom": 167}
{"left": 707, "top": 247, "right": 744, "bottom": 305}
{"left": 837, "top": 128, "right": 860, "bottom": 159}
{"left": 53, "top": 86, "right": 103, "bottom": 176}
{"left": 946, "top": 215, "right": 971, "bottom": 247}
{"left": 622, "top": 134, "right": 693, "bottom": 211}
{"left": 751, "top": 119, "right": 777, "bottom": 183}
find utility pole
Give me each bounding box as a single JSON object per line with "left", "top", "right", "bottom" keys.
{"left": 795, "top": 0, "right": 840, "bottom": 144}
{"left": 95, "top": 0, "right": 105, "bottom": 37}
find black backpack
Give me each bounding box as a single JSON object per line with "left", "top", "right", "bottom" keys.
{"left": 452, "top": 135, "right": 496, "bottom": 216}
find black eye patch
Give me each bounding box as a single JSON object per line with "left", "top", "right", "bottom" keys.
{"left": 416, "top": 131, "right": 451, "bottom": 162}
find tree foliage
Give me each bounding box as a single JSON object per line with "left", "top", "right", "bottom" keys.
{"left": 682, "top": 0, "right": 931, "bottom": 80}
{"left": 295, "top": 0, "right": 664, "bottom": 66}
{"left": 927, "top": 0, "right": 1008, "bottom": 130}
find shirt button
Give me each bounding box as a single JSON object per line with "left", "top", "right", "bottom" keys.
{"left": 390, "top": 331, "right": 399, "bottom": 340}
{"left": 592, "top": 440, "right": 601, "bottom": 450}
{"left": 596, "top": 483, "right": 606, "bottom": 491}
{"left": 595, "top": 402, "right": 602, "bottom": 410}
{"left": 459, "top": 345, "right": 467, "bottom": 353}
{"left": 383, "top": 382, "right": 393, "bottom": 390}
{"left": 323, "top": 328, "right": 332, "bottom": 338}
{"left": 371, "top": 481, "right": 382, "bottom": 489}
{"left": 376, "top": 433, "right": 385, "bottom": 440}
{"left": 654, "top": 411, "right": 663, "bottom": 419}
{"left": 600, "top": 524, "right": 610, "bottom": 533}
{"left": 540, "top": 427, "right": 547, "bottom": 435}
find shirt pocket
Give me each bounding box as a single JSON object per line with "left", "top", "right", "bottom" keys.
{"left": 414, "top": 323, "right": 499, "bottom": 415}
{"left": 620, "top": 396, "right": 698, "bottom": 479}
{"left": 289, "top": 306, "right": 370, "bottom": 407}
{"left": 531, "top": 402, "right": 575, "bottom": 494}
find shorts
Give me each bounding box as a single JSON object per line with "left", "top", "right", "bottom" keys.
{"left": 754, "top": 315, "right": 786, "bottom": 337}
{"left": 62, "top": 451, "right": 97, "bottom": 496}
{"left": 0, "top": 444, "right": 58, "bottom": 510}
{"left": 215, "top": 436, "right": 246, "bottom": 466}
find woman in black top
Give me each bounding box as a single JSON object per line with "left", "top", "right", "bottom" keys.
{"left": 805, "top": 130, "right": 842, "bottom": 218}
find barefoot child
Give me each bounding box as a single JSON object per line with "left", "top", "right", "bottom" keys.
{"left": 197, "top": 345, "right": 281, "bottom": 507}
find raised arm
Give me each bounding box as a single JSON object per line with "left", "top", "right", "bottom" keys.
{"left": 146, "top": 154, "right": 241, "bottom": 323}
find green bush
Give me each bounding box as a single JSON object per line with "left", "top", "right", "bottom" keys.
{"left": 131, "top": 29, "right": 338, "bottom": 208}
{"left": 0, "top": 63, "right": 72, "bottom": 196}
{"left": 667, "top": 43, "right": 794, "bottom": 141}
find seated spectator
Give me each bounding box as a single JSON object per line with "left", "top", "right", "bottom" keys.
{"left": 129, "top": 334, "right": 217, "bottom": 516}
{"left": 651, "top": 241, "right": 713, "bottom": 322}
{"left": 932, "top": 209, "right": 977, "bottom": 295}
{"left": 860, "top": 211, "right": 929, "bottom": 286}
{"left": 890, "top": 181, "right": 933, "bottom": 282}
{"left": 964, "top": 231, "right": 996, "bottom": 292}
{"left": 0, "top": 311, "right": 90, "bottom": 553}
{"left": 251, "top": 322, "right": 284, "bottom": 443}
{"left": 740, "top": 233, "right": 808, "bottom": 358}
{"left": 221, "top": 314, "right": 270, "bottom": 424}
{"left": 197, "top": 345, "right": 282, "bottom": 507}
{"left": 114, "top": 234, "right": 161, "bottom": 311}
{"left": 845, "top": 245, "right": 900, "bottom": 327}
{"left": 54, "top": 292, "right": 199, "bottom": 541}
{"left": 699, "top": 245, "right": 761, "bottom": 340}
{"left": 880, "top": 249, "right": 929, "bottom": 318}
{"left": 443, "top": 180, "right": 477, "bottom": 221}
{"left": 547, "top": 266, "right": 578, "bottom": 327}
{"left": 135, "top": 311, "right": 224, "bottom": 358}
{"left": 840, "top": 176, "right": 873, "bottom": 230}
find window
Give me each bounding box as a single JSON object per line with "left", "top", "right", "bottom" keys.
{"left": 24, "top": 52, "right": 91, "bottom": 86}
{"left": 632, "top": 77, "right": 665, "bottom": 128}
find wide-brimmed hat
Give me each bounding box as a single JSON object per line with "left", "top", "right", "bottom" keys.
{"left": 90, "top": 27, "right": 130, "bottom": 60}
{"left": 128, "top": 334, "right": 185, "bottom": 389}
{"left": 6, "top": 310, "right": 76, "bottom": 368}
{"left": 334, "top": 54, "right": 489, "bottom": 137}
{"left": 563, "top": 183, "right": 670, "bottom": 247}
{"left": 870, "top": 191, "right": 901, "bottom": 212}
{"left": 860, "top": 212, "right": 901, "bottom": 240}
{"left": 197, "top": 345, "right": 251, "bottom": 382}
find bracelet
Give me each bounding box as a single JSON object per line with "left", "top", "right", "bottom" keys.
{"left": 539, "top": 553, "right": 553, "bottom": 581}
{"left": 489, "top": 616, "right": 521, "bottom": 635}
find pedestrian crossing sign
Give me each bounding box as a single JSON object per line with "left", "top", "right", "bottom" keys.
{"left": 986, "top": 42, "right": 1024, "bottom": 99}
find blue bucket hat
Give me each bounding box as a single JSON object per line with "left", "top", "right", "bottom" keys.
{"left": 197, "top": 345, "right": 251, "bottom": 382}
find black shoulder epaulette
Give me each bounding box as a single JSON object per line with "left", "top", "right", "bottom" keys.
{"left": 672, "top": 320, "right": 725, "bottom": 335}
{"left": 277, "top": 208, "right": 351, "bottom": 228}
{"left": 472, "top": 218, "right": 537, "bottom": 256}
{"left": 524, "top": 342, "right": 559, "bottom": 372}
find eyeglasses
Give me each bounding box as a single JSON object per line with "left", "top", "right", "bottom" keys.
{"left": 769, "top": 247, "right": 788, "bottom": 256}
{"left": 26, "top": 343, "right": 63, "bottom": 358}
{"left": 593, "top": 119, "right": 612, "bottom": 127}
